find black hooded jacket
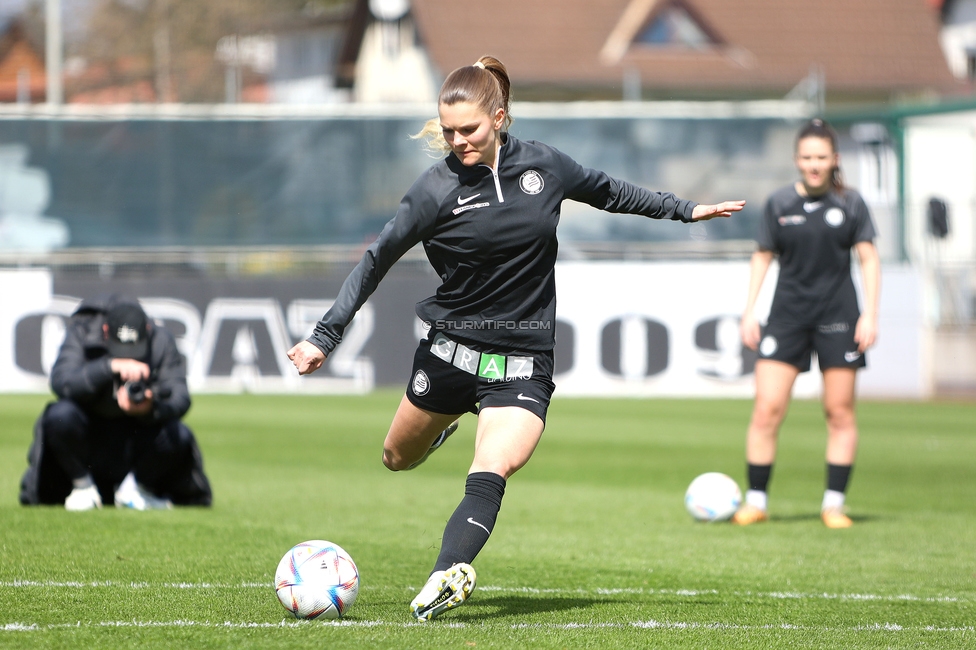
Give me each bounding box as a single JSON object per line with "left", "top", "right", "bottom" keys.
{"left": 50, "top": 295, "right": 190, "bottom": 423}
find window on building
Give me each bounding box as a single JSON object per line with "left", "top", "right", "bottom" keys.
{"left": 636, "top": 1, "right": 716, "bottom": 49}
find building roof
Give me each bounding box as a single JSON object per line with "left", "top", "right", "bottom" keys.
{"left": 409, "top": 0, "right": 960, "bottom": 100}
{"left": 0, "top": 18, "right": 45, "bottom": 102}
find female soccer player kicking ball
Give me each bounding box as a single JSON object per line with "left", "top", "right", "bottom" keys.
{"left": 289, "top": 55, "right": 744, "bottom": 620}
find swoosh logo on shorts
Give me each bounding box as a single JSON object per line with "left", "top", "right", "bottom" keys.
{"left": 517, "top": 393, "right": 540, "bottom": 403}
{"left": 457, "top": 194, "right": 481, "bottom": 205}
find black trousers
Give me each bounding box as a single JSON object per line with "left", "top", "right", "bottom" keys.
{"left": 20, "top": 400, "right": 212, "bottom": 506}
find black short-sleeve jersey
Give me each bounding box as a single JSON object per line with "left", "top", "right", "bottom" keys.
{"left": 758, "top": 184, "right": 876, "bottom": 325}
{"left": 309, "top": 134, "right": 697, "bottom": 354}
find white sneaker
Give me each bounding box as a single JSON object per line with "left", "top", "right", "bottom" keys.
{"left": 407, "top": 421, "right": 460, "bottom": 470}
{"left": 114, "top": 472, "right": 173, "bottom": 510}
{"left": 65, "top": 485, "right": 102, "bottom": 511}
{"left": 410, "top": 563, "right": 476, "bottom": 621}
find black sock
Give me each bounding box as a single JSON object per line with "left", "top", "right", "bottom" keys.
{"left": 432, "top": 472, "right": 506, "bottom": 573}
{"left": 747, "top": 463, "right": 773, "bottom": 493}
{"left": 826, "top": 464, "right": 853, "bottom": 493}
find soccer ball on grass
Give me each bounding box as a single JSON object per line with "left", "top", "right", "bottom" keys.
{"left": 684, "top": 472, "right": 742, "bottom": 522}
{"left": 274, "top": 540, "right": 360, "bottom": 619}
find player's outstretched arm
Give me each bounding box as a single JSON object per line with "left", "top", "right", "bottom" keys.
{"left": 288, "top": 340, "right": 326, "bottom": 375}
{"left": 692, "top": 200, "right": 746, "bottom": 221}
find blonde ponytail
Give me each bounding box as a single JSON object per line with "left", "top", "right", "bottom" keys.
{"left": 411, "top": 117, "right": 451, "bottom": 156}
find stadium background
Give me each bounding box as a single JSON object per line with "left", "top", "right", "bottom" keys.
{"left": 0, "top": 0, "right": 974, "bottom": 399}
{"left": 1, "top": 2, "right": 975, "bottom": 647}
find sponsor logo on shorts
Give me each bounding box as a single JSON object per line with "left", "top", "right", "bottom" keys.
{"left": 429, "top": 333, "right": 536, "bottom": 380}
{"left": 517, "top": 393, "right": 540, "bottom": 404}
{"left": 818, "top": 322, "right": 850, "bottom": 333}
{"left": 519, "top": 170, "right": 544, "bottom": 195}
{"left": 759, "top": 335, "right": 778, "bottom": 357}
{"left": 844, "top": 350, "right": 862, "bottom": 362}
{"left": 506, "top": 356, "right": 534, "bottom": 380}
{"left": 778, "top": 215, "right": 806, "bottom": 226}
{"left": 430, "top": 332, "right": 457, "bottom": 363}
{"left": 478, "top": 353, "right": 506, "bottom": 380}
{"left": 412, "top": 370, "right": 430, "bottom": 395}
{"left": 824, "top": 207, "right": 845, "bottom": 227}
{"left": 453, "top": 344, "right": 480, "bottom": 374}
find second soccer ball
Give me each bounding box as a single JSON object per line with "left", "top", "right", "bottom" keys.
{"left": 684, "top": 472, "right": 742, "bottom": 522}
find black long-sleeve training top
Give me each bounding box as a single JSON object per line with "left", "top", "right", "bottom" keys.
{"left": 309, "top": 133, "right": 697, "bottom": 355}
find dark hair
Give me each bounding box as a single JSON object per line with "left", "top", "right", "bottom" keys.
{"left": 414, "top": 55, "right": 513, "bottom": 154}
{"left": 796, "top": 117, "right": 844, "bottom": 192}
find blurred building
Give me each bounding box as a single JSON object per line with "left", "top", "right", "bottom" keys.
{"left": 336, "top": 0, "right": 960, "bottom": 108}
{"left": 221, "top": 4, "right": 353, "bottom": 104}
{"left": 1, "top": 0, "right": 962, "bottom": 107}
{"left": 938, "top": 0, "right": 976, "bottom": 82}
{"left": 0, "top": 18, "right": 45, "bottom": 103}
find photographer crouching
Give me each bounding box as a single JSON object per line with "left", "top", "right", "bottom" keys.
{"left": 20, "top": 294, "right": 212, "bottom": 511}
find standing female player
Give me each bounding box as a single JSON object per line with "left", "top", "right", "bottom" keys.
{"left": 733, "top": 118, "right": 880, "bottom": 529}
{"left": 288, "top": 55, "right": 745, "bottom": 620}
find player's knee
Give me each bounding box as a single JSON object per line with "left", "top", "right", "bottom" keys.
{"left": 824, "top": 404, "right": 855, "bottom": 431}
{"left": 382, "top": 448, "right": 405, "bottom": 472}
{"left": 752, "top": 400, "right": 785, "bottom": 429}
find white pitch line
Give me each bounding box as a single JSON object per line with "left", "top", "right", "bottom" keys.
{"left": 3, "top": 620, "right": 974, "bottom": 634}
{"left": 0, "top": 581, "right": 966, "bottom": 604}
{"left": 0, "top": 581, "right": 270, "bottom": 589}
{"left": 477, "top": 586, "right": 963, "bottom": 603}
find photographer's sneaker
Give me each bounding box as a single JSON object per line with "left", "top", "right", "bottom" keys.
{"left": 410, "top": 563, "right": 476, "bottom": 621}
{"left": 65, "top": 485, "right": 102, "bottom": 511}
{"left": 407, "top": 421, "right": 459, "bottom": 470}
{"left": 114, "top": 472, "right": 172, "bottom": 511}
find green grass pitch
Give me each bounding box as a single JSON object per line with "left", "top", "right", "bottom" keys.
{"left": 1, "top": 391, "right": 974, "bottom": 649}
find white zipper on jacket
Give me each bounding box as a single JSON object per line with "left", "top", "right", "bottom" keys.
{"left": 480, "top": 164, "right": 505, "bottom": 203}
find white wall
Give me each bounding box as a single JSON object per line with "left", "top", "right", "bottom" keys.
{"left": 1, "top": 262, "right": 927, "bottom": 399}
{"left": 554, "top": 261, "right": 926, "bottom": 400}
{"left": 904, "top": 110, "right": 976, "bottom": 327}
{"left": 904, "top": 112, "right": 976, "bottom": 266}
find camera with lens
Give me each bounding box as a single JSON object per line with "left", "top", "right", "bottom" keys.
{"left": 125, "top": 380, "right": 148, "bottom": 404}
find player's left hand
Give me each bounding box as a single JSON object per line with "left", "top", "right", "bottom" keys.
{"left": 854, "top": 313, "right": 878, "bottom": 353}
{"left": 692, "top": 200, "right": 746, "bottom": 221}
{"left": 288, "top": 340, "right": 326, "bottom": 375}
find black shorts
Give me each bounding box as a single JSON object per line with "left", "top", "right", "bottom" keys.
{"left": 404, "top": 332, "right": 556, "bottom": 422}
{"left": 758, "top": 320, "right": 867, "bottom": 372}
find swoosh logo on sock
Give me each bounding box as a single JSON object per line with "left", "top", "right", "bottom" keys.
{"left": 466, "top": 517, "right": 490, "bottom": 534}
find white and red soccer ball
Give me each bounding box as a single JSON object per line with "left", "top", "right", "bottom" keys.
{"left": 274, "top": 540, "right": 359, "bottom": 619}
{"left": 685, "top": 472, "right": 742, "bottom": 522}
